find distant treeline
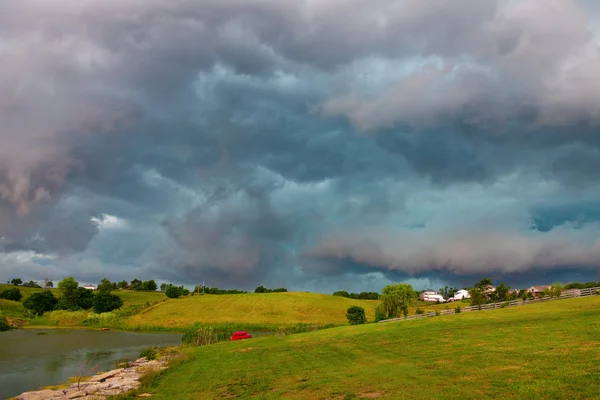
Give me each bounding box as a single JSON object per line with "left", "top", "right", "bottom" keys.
{"left": 254, "top": 285, "right": 288, "bottom": 293}
{"left": 194, "top": 286, "right": 248, "bottom": 295}
{"left": 564, "top": 281, "right": 600, "bottom": 289}
{"left": 332, "top": 291, "right": 380, "bottom": 300}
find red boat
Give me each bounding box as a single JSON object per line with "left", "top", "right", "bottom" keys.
{"left": 231, "top": 331, "right": 252, "bottom": 341}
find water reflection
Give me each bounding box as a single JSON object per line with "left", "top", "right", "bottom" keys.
{"left": 0, "top": 329, "right": 181, "bottom": 399}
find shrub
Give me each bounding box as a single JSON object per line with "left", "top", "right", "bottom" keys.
{"left": 93, "top": 293, "right": 124, "bottom": 313}
{"left": 165, "top": 286, "right": 183, "bottom": 298}
{"left": 346, "top": 306, "right": 367, "bottom": 325}
{"left": 401, "top": 304, "right": 409, "bottom": 318}
{"left": 415, "top": 308, "right": 425, "bottom": 315}
{"left": 454, "top": 305, "right": 461, "bottom": 314}
{"left": 23, "top": 290, "right": 58, "bottom": 316}
{"left": 374, "top": 304, "right": 386, "bottom": 322}
{"left": 0, "top": 316, "right": 9, "bottom": 331}
{"left": 140, "top": 347, "right": 158, "bottom": 360}
{"left": 435, "top": 310, "right": 441, "bottom": 316}
{"left": 0, "top": 287, "right": 22, "bottom": 301}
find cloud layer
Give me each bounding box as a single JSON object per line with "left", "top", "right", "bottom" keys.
{"left": 2, "top": 0, "right": 600, "bottom": 291}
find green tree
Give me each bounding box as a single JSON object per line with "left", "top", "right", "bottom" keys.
{"left": 140, "top": 280, "right": 157, "bottom": 291}
{"left": 333, "top": 290, "right": 350, "bottom": 298}
{"left": 75, "top": 288, "right": 95, "bottom": 310}
{"left": 130, "top": 278, "right": 142, "bottom": 290}
{"left": 474, "top": 278, "right": 493, "bottom": 290}
{"left": 468, "top": 287, "right": 487, "bottom": 307}
{"left": 380, "top": 283, "right": 417, "bottom": 319}
{"left": 254, "top": 285, "right": 267, "bottom": 293}
{"left": 98, "top": 278, "right": 114, "bottom": 294}
{"left": 117, "top": 280, "right": 128, "bottom": 289}
{"left": 11, "top": 278, "right": 22, "bottom": 286}
{"left": 374, "top": 304, "right": 386, "bottom": 322}
{"left": 23, "top": 291, "right": 58, "bottom": 316}
{"left": 58, "top": 277, "right": 80, "bottom": 310}
{"left": 494, "top": 283, "right": 510, "bottom": 302}
{"left": 165, "top": 286, "right": 183, "bottom": 298}
{"left": 92, "top": 293, "right": 124, "bottom": 313}
{"left": 346, "top": 306, "right": 367, "bottom": 325}
{"left": 0, "top": 287, "right": 22, "bottom": 301}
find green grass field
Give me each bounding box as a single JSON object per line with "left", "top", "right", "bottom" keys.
{"left": 127, "top": 292, "right": 381, "bottom": 326}
{"left": 125, "top": 296, "right": 600, "bottom": 400}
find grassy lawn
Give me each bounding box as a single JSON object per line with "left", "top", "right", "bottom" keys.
{"left": 132, "top": 296, "right": 600, "bottom": 400}
{"left": 127, "top": 292, "right": 380, "bottom": 327}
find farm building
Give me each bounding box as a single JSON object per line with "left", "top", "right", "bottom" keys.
{"left": 419, "top": 290, "right": 445, "bottom": 302}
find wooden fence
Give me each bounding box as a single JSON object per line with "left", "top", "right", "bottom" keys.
{"left": 378, "top": 286, "right": 600, "bottom": 323}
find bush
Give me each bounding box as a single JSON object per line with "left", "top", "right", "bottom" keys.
{"left": 346, "top": 306, "right": 367, "bottom": 325}
{"left": 23, "top": 290, "right": 58, "bottom": 316}
{"left": 415, "top": 308, "right": 425, "bottom": 315}
{"left": 0, "top": 287, "right": 22, "bottom": 301}
{"left": 165, "top": 286, "right": 183, "bottom": 298}
{"left": 454, "top": 305, "right": 461, "bottom": 314}
{"left": 0, "top": 316, "right": 9, "bottom": 331}
{"left": 93, "top": 293, "right": 124, "bottom": 313}
{"left": 374, "top": 304, "right": 386, "bottom": 322}
{"left": 435, "top": 310, "right": 441, "bottom": 316}
{"left": 140, "top": 346, "right": 158, "bottom": 360}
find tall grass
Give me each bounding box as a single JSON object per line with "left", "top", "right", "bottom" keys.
{"left": 180, "top": 322, "right": 338, "bottom": 345}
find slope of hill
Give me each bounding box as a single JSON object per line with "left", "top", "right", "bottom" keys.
{"left": 127, "top": 292, "right": 380, "bottom": 326}
{"left": 131, "top": 295, "right": 600, "bottom": 400}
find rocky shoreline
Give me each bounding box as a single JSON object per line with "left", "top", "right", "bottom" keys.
{"left": 14, "top": 357, "right": 168, "bottom": 400}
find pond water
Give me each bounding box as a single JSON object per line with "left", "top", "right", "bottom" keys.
{"left": 0, "top": 329, "right": 182, "bottom": 399}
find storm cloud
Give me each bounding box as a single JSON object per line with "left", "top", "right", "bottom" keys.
{"left": 2, "top": 0, "right": 600, "bottom": 291}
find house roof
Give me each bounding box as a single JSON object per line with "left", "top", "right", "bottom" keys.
{"left": 528, "top": 285, "right": 551, "bottom": 291}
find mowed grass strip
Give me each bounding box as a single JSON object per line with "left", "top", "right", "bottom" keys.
{"left": 127, "top": 292, "right": 380, "bottom": 326}
{"left": 133, "top": 296, "right": 600, "bottom": 400}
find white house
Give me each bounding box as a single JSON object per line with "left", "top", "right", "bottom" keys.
{"left": 81, "top": 284, "right": 96, "bottom": 290}
{"left": 419, "top": 289, "right": 445, "bottom": 302}
{"left": 452, "top": 289, "right": 471, "bottom": 300}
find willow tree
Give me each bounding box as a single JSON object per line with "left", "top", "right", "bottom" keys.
{"left": 380, "top": 283, "right": 417, "bottom": 318}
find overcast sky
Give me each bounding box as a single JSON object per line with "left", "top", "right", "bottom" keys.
{"left": 2, "top": 0, "right": 600, "bottom": 292}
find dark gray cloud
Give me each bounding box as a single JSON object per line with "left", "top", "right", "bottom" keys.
{"left": 2, "top": 0, "right": 600, "bottom": 291}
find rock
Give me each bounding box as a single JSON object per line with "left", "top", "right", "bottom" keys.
{"left": 67, "top": 390, "right": 87, "bottom": 399}
{"left": 88, "top": 369, "right": 121, "bottom": 382}
{"left": 138, "top": 394, "right": 153, "bottom": 398}
{"left": 15, "top": 389, "right": 61, "bottom": 400}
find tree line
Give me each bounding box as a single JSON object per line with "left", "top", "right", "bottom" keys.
{"left": 332, "top": 291, "right": 380, "bottom": 300}
{"left": 1, "top": 277, "right": 123, "bottom": 316}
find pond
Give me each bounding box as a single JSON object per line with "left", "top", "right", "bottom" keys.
{"left": 0, "top": 329, "right": 182, "bottom": 399}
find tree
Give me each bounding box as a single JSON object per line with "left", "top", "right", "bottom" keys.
{"left": 130, "top": 278, "right": 142, "bottom": 291}
{"left": 254, "top": 285, "right": 267, "bottom": 293}
{"left": 117, "top": 280, "right": 128, "bottom": 290}
{"left": 468, "top": 287, "right": 487, "bottom": 307}
{"left": 160, "top": 283, "right": 168, "bottom": 291}
{"left": 374, "top": 304, "right": 386, "bottom": 322}
{"left": 93, "top": 293, "right": 124, "bottom": 313}
{"left": 45, "top": 280, "right": 53, "bottom": 288}
{"left": 380, "top": 283, "right": 417, "bottom": 319}
{"left": 75, "top": 287, "right": 95, "bottom": 310}
{"left": 11, "top": 278, "right": 22, "bottom": 286}
{"left": 493, "top": 283, "right": 510, "bottom": 302}
{"left": 545, "top": 283, "right": 563, "bottom": 298}
{"left": 22, "top": 281, "right": 41, "bottom": 288}
{"left": 165, "top": 286, "right": 183, "bottom": 298}
{"left": 140, "top": 280, "right": 157, "bottom": 291}
{"left": 23, "top": 291, "right": 58, "bottom": 316}
{"left": 0, "top": 287, "right": 23, "bottom": 301}
{"left": 98, "top": 278, "right": 114, "bottom": 294}
{"left": 333, "top": 290, "right": 350, "bottom": 298}
{"left": 346, "top": 306, "right": 367, "bottom": 325}
{"left": 58, "top": 277, "right": 80, "bottom": 310}
{"left": 474, "top": 278, "right": 493, "bottom": 290}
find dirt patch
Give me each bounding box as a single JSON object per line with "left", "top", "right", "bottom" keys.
{"left": 231, "top": 347, "right": 254, "bottom": 353}
{"left": 359, "top": 392, "right": 383, "bottom": 398}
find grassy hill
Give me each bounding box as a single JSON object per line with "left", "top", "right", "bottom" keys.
{"left": 127, "top": 292, "right": 381, "bottom": 326}
{"left": 126, "top": 295, "right": 600, "bottom": 400}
